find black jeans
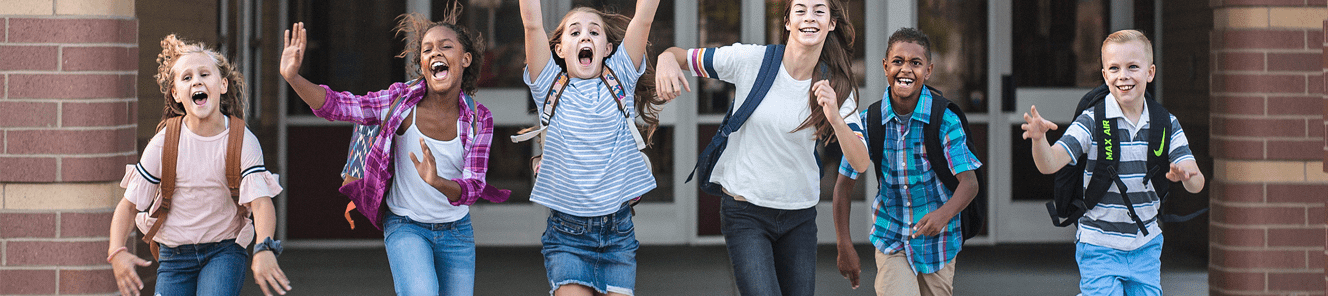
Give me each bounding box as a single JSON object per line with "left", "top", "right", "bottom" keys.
{"left": 720, "top": 195, "right": 817, "bottom": 296}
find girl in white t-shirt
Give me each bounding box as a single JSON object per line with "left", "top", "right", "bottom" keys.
{"left": 108, "top": 35, "right": 289, "bottom": 296}
{"left": 654, "top": 0, "right": 872, "bottom": 294}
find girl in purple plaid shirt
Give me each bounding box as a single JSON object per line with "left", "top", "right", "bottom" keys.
{"left": 280, "top": 5, "right": 510, "bottom": 295}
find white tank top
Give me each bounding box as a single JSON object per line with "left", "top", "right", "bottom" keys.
{"left": 386, "top": 106, "right": 468, "bottom": 223}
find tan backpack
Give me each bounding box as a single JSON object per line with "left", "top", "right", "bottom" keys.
{"left": 136, "top": 116, "right": 247, "bottom": 258}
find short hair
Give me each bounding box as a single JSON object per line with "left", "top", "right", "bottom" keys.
{"left": 886, "top": 27, "right": 932, "bottom": 61}
{"left": 1102, "top": 29, "right": 1153, "bottom": 64}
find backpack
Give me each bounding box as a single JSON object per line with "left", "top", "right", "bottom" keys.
{"left": 137, "top": 116, "right": 248, "bottom": 258}
{"left": 339, "top": 79, "right": 479, "bottom": 229}
{"left": 1046, "top": 84, "right": 1207, "bottom": 233}
{"left": 864, "top": 87, "right": 986, "bottom": 242}
{"left": 511, "top": 66, "right": 649, "bottom": 175}
{"left": 686, "top": 44, "right": 788, "bottom": 196}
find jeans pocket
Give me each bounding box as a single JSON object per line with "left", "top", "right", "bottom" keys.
{"left": 615, "top": 216, "right": 635, "bottom": 235}
{"left": 452, "top": 222, "right": 476, "bottom": 243}
{"left": 550, "top": 215, "right": 586, "bottom": 235}
{"left": 721, "top": 196, "right": 749, "bottom": 212}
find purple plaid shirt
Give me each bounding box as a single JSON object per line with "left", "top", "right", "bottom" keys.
{"left": 312, "top": 82, "right": 509, "bottom": 229}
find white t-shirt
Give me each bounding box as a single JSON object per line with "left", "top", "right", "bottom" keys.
{"left": 688, "top": 43, "right": 861, "bottom": 210}
{"left": 387, "top": 107, "right": 469, "bottom": 223}
{"left": 121, "top": 117, "right": 282, "bottom": 248}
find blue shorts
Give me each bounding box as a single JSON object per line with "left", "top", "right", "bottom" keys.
{"left": 1076, "top": 234, "right": 1164, "bottom": 296}
{"left": 540, "top": 205, "right": 638, "bottom": 295}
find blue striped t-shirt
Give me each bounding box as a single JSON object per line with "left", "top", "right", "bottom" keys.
{"left": 522, "top": 44, "right": 656, "bottom": 217}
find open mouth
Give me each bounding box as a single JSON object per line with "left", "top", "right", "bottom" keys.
{"left": 577, "top": 48, "right": 593, "bottom": 66}
{"left": 430, "top": 61, "right": 449, "bottom": 80}
{"left": 799, "top": 28, "right": 820, "bottom": 34}
{"left": 1117, "top": 85, "right": 1134, "bottom": 91}
{"left": 191, "top": 91, "right": 208, "bottom": 106}
{"left": 895, "top": 77, "right": 915, "bottom": 88}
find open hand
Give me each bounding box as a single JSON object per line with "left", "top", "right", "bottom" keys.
{"left": 1166, "top": 162, "right": 1198, "bottom": 182}
{"left": 410, "top": 138, "right": 439, "bottom": 184}
{"left": 110, "top": 252, "right": 151, "bottom": 296}
{"left": 280, "top": 22, "right": 307, "bottom": 81}
{"left": 654, "top": 52, "right": 691, "bottom": 102}
{"left": 814, "top": 80, "right": 842, "bottom": 125}
{"left": 836, "top": 243, "right": 861, "bottom": 289}
{"left": 1021, "top": 105, "right": 1058, "bottom": 141}
{"left": 251, "top": 251, "right": 291, "bottom": 296}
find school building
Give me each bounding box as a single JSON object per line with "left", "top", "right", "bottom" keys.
{"left": 0, "top": 0, "right": 1324, "bottom": 294}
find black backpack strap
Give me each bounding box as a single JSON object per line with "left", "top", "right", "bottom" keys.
{"left": 866, "top": 101, "right": 884, "bottom": 181}
{"left": 1086, "top": 101, "right": 1149, "bottom": 236}
{"left": 687, "top": 44, "right": 786, "bottom": 194}
{"left": 923, "top": 90, "right": 960, "bottom": 191}
{"left": 1142, "top": 98, "right": 1171, "bottom": 199}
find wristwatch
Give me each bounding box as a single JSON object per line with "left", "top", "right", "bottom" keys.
{"left": 253, "top": 237, "right": 283, "bottom": 257}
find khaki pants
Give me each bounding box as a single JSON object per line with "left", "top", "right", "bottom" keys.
{"left": 874, "top": 249, "right": 956, "bottom": 296}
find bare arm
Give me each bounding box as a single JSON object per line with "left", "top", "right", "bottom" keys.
{"left": 832, "top": 118, "right": 870, "bottom": 173}
{"left": 830, "top": 174, "right": 861, "bottom": 289}
{"left": 654, "top": 47, "right": 692, "bottom": 102}
{"left": 1168, "top": 160, "right": 1205, "bottom": 193}
{"left": 108, "top": 198, "right": 150, "bottom": 296}
{"left": 280, "top": 22, "right": 329, "bottom": 110}
{"left": 622, "top": 0, "right": 661, "bottom": 66}
{"left": 249, "top": 197, "right": 291, "bottom": 296}
{"left": 520, "top": 0, "right": 551, "bottom": 82}
{"left": 1022, "top": 105, "right": 1072, "bottom": 174}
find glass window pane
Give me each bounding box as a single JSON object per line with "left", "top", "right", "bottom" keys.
{"left": 288, "top": 0, "right": 407, "bottom": 115}
{"left": 1012, "top": 0, "right": 1107, "bottom": 88}
{"left": 440, "top": 0, "right": 528, "bottom": 88}
{"left": 697, "top": 0, "right": 742, "bottom": 114}
{"left": 918, "top": 0, "right": 988, "bottom": 113}
{"left": 486, "top": 125, "right": 536, "bottom": 203}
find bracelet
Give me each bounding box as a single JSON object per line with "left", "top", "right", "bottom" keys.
{"left": 253, "top": 237, "right": 283, "bottom": 257}
{"left": 106, "top": 247, "right": 128, "bottom": 263}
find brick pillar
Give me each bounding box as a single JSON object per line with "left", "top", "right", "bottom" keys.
{"left": 0, "top": 1, "right": 137, "bottom": 295}
{"left": 1210, "top": 2, "right": 1328, "bottom": 295}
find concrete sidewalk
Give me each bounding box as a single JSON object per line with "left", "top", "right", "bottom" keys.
{"left": 239, "top": 243, "right": 1207, "bottom": 295}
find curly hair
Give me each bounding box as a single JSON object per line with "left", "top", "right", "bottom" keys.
{"left": 548, "top": 7, "right": 666, "bottom": 145}
{"left": 780, "top": 0, "right": 858, "bottom": 144}
{"left": 153, "top": 34, "right": 247, "bottom": 132}
{"left": 395, "top": 3, "right": 485, "bottom": 96}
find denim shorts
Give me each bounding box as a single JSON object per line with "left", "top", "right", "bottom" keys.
{"left": 155, "top": 239, "right": 247, "bottom": 296}
{"left": 540, "top": 205, "right": 638, "bottom": 296}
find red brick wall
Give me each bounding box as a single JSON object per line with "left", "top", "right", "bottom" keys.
{"left": 0, "top": 5, "right": 139, "bottom": 295}
{"left": 1210, "top": 2, "right": 1328, "bottom": 295}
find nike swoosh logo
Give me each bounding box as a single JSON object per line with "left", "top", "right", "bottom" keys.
{"left": 1153, "top": 128, "right": 1167, "bottom": 157}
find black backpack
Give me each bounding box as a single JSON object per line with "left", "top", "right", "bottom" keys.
{"left": 1046, "top": 85, "right": 1207, "bottom": 234}
{"left": 865, "top": 87, "right": 985, "bottom": 242}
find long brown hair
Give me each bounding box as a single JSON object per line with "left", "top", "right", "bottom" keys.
{"left": 394, "top": 2, "right": 485, "bottom": 96}
{"left": 548, "top": 7, "right": 665, "bottom": 145}
{"left": 782, "top": 0, "right": 858, "bottom": 143}
{"left": 153, "top": 34, "right": 247, "bottom": 132}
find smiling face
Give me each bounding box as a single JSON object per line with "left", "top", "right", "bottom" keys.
{"left": 784, "top": 0, "right": 837, "bottom": 48}
{"left": 1100, "top": 40, "right": 1155, "bottom": 108}
{"left": 170, "top": 52, "right": 228, "bottom": 120}
{"left": 420, "top": 26, "right": 472, "bottom": 95}
{"left": 554, "top": 11, "right": 613, "bottom": 79}
{"left": 884, "top": 41, "right": 932, "bottom": 103}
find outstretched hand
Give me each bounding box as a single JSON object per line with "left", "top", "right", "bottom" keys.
{"left": 1021, "top": 105, "right": 1058, "bottom": 141}
{"left": 280, "top": 22, "right": 307, "bottom": 81}
{"left": 814, "top": 80, "right": 842, "bottom": 125}
{"left": 110, "top": 252, "right": 151, "bottom": 296}
{"left": 654, "top": 52, "right": 691, "bottom": 102}
{"left": 410, "top": 138, "right": 439, "bottom": 184}
{"left": 1166, "top": 163, "right": 1198, "bottom": 182}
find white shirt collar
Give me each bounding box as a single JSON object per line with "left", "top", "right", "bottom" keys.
{"left": 1103, "top": 93, "right": 1149, "bottom": 129}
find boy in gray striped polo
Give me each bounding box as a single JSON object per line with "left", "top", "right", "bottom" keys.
{"left": 1020, "top": 29, "right": 1206, "bottom": 296}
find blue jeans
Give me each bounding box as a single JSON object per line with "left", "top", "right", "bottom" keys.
{"left": 154, "top": 239, "right": 247, "bottom": 296}
{"left": 720, "top": 195, "right": 817, "bottom": 296}
{"left": 541, "top": 205, "right": 638, "bottom": 295}
{"left": 384, "top": 212, "right": 476, "bottom": 296}
{"left": 1076, "top": 234, "right": 1164, "bottom": 296}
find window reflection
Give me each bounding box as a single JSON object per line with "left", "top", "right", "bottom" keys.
{"left": 918, "top": 0, "right": 988, "bottom": 113}
{"left": 1012, "top": 0, "right": 1106, "bottom": 88}
{"left": 697, "top": 0, "right": 741, "bottom": 114}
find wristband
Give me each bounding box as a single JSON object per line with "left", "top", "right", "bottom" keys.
{"left": 253, "top": 237, "right": 283, "bottom": 257}
{"left": 106, "top": 246, "right": 128, "bottom": 263}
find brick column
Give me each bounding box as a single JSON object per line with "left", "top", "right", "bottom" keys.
{"left": 0, "top": 1, "right": 137, "bottom": 295}
{"left": 1210, "top": 2, "right": 1328, "bottom": 295}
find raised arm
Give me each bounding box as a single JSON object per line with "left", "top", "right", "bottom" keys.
{"left": 622, "top": 0, "right": 661, "bottom": 66}
{"left": 655, "top": 47, "right": 692, "bottom": 101}
{"left": 1022, "top": 105, "right": 1071, "bottom": 174}
{"left": 521, "top": 0, "right": 551, "bottom": 82}
{"left": 280, "top": 22, "right": 329, "bottom": 110}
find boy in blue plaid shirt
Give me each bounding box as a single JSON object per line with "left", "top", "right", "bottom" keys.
{"left": 831, "top": 28, "right": 982, "bottom": 296}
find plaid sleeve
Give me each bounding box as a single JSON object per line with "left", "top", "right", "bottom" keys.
{"left": 450, "top": 101, "right": 510, "bottom": 205}
{"left": 938, "top": 109, "right": 982, "bottom": 174}
{"left": 310, "top": 82, "right": 414, "bottom": 125}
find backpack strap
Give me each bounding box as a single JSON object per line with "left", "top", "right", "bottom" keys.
{"left": 687, "top": 44, "right": 786, "bottom": 187}
{"left": 143, "top": 116, "right": 183, "bottom": 258}
{"left": 923, "top": 89, "right": 962, "bottom": 192}
{"left": 1142, "top": 98, "right": 1171, "bottom": 198}
{"left": 225, "top": 117, "right": 244, "bottom": 201}
{"left": 597, "top": 66, "right": 647, "bottom": 150}
{"left": 1085, "top": 101, "right": 1150, "bottom": 236}
{"left": 866, "top": 101, "right": 885, "bottom": 182}
{"left": 462, "top": 92, "right": 479, "bottom": 137}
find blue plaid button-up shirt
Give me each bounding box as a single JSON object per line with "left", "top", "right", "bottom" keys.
{"left": 839, "top": 87, "right": 982, "bottom": 274}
